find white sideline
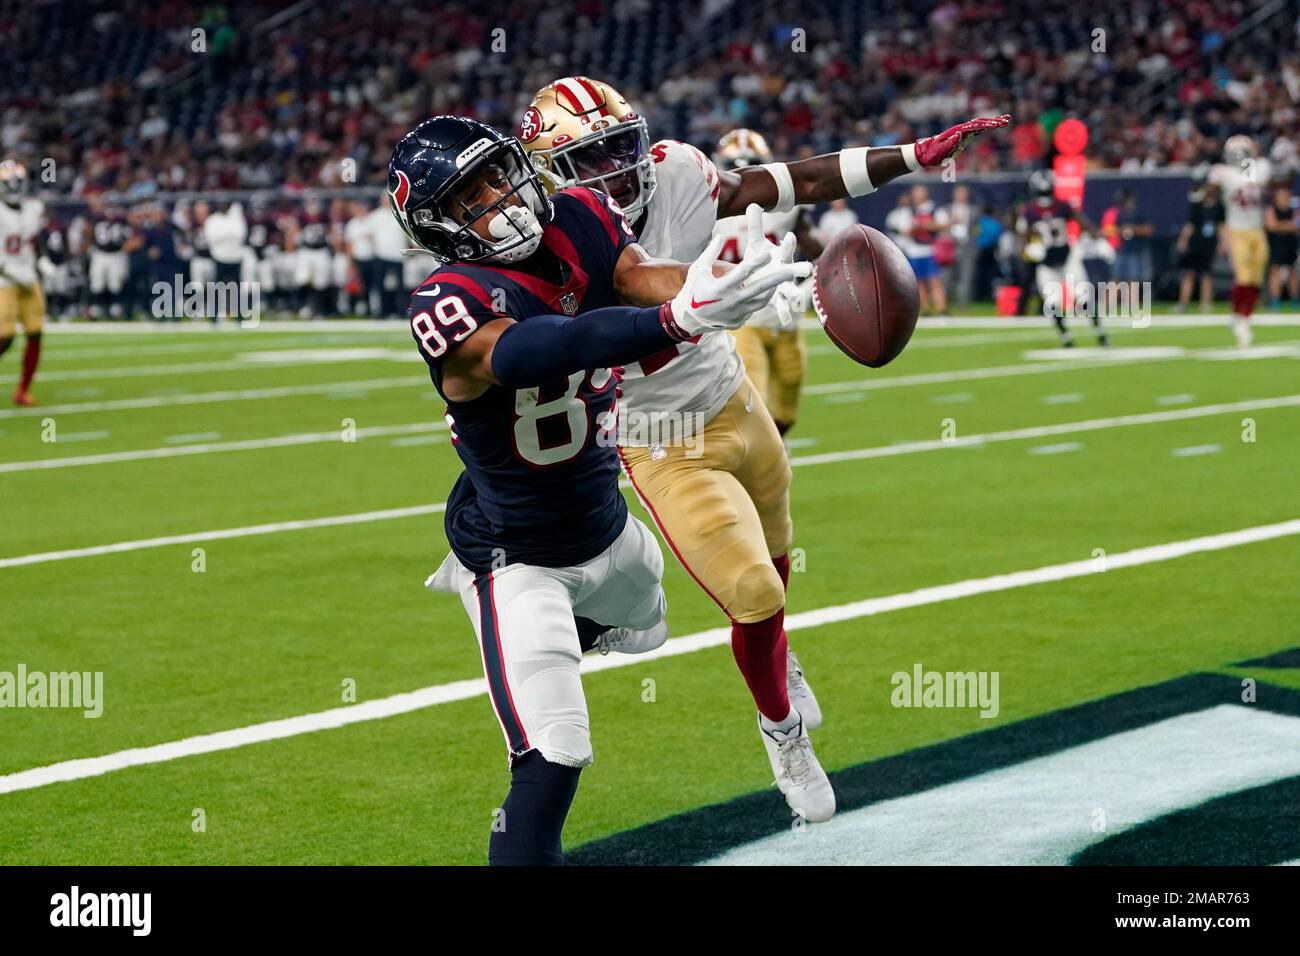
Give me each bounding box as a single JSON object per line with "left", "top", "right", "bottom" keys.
{"left": 2, "top": 516, "right": 1297, "bottom": 797}
{"left": 0, "top": 504, "right": 445, "bottom": 569}
{"left": 0, "top": 422, "right": 447, "bottom": 473}
{"left": 0, "top": 376, "right": 429, "bottom": 419}
{"left": 3, "top": 393, "right": 1297, "bottom": 563}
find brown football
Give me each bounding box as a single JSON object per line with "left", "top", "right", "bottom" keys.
{"left": 811, "top": 224, "right": 920, "bottom": 368}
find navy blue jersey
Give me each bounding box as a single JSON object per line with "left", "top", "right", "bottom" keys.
{"left": 409, "top": 187, "right": 637, "bottom": 574}
{"left": 1021, "top": 200, "right": 1075, "bottom": 266}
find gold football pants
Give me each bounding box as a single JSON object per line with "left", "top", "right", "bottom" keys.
{"left": 618, "top": 378, "right": 793, "bottom": 624}
{"left": 0, "top": 283, "right": 45, "bottom": 337}
{"left": 730, "top": 325, "right": 805, "bottom": 428}
{"left": 1227, "top": 228, "right": 1268, "bottom": 286}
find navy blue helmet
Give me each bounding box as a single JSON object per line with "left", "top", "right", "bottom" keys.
{"left": 387, "top": 116, "right": 553, "bottom": 264}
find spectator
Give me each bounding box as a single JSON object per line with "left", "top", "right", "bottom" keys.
{"left": 1265, "top": 184, "right": 1298, "bottom": 308}
{"left": 816, "top": 199, "right": 858, "bottom": 245}
{"left": 1175, "top": 182, "right": 1225, "bottom": 313}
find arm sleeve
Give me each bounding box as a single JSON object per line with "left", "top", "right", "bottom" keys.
{"left": 490, "top": 305, "right": 677, "bottom": 389}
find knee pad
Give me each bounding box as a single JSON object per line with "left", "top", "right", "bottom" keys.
{"left": 731, "top": 560, "right": 785, "bottom": 624}
{"left": 513, "top": 658, "right": 593, "bottom": 768}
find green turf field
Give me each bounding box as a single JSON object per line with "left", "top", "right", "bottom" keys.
{"left": 1, "top": 314, "right": 1298, "bottom": 865}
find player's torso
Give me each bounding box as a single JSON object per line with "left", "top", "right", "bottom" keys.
{"left": 92, "top": 218, "right": 130, "bottom": 253}
{"left": 415, "top": 191, "right": 632, "bottom": 571}
{"left": 1024, "top": 202, "right": 1072, "bottom": 265}
{"left": 1215, "top": 163, "right": 1270, "bottom": 230}
{"left": 713, "top": 205, "right": 805, "bottom": 329}
{"left": 621, "top": 139, "right": 742, "bottom": 440}
{"left": 0, "top": 200, "right": 41, "bottom": 267}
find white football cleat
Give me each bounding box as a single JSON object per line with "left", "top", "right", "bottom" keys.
{"left": 759, "top": 711, "right": 836, "bottom": 823}
{"left": 1232, "top": 316, "right": 1253, "bottom": 348}
{"left": 596, "top": 620, "right": 668, "bottom": 655}
{"left": 787, "top": 650, "right": 822, "bottom": 730}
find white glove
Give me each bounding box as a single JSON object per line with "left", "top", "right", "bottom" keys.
{"left": 665, "top": 223, "right": 809, "bottom": 338}
{"left": 740, "top": 204, "right": 813, "bottom": 330}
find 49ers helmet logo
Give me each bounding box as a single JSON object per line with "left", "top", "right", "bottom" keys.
{"left": 519, "top": 107, "right": 543, "bottom": 143}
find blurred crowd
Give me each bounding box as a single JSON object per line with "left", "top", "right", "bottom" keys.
{"left": 2, "top": 0, "right": 1298, "bottom": 200}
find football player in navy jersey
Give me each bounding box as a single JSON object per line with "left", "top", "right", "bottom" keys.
{"left": 1018, "top": 170, "right": 1109, "bottom": 347}
{"left": 394, "top": 116, "right": 807, "bottom": 865}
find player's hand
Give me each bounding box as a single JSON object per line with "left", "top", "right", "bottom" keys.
{"left": 665, "top": 229, "right": 808, "bottom": 337}
{"left": 914, "top": 114, "right": 1011, "bottom": 167}
{"left": 740, "top": 204, "right": 813, "bottom": 330}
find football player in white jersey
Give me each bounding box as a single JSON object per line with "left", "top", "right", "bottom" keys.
{"left": 522, "top": 74, "right": 1009, "bottom": 823}
{"left": 0, "top": 160, "right": 47, "bottom": 406}
{"left": 712, "top": 129, "right": 822, "bottom": 437}
{"left": 1209, "top": 135, "right": 1271, "bottom": 346}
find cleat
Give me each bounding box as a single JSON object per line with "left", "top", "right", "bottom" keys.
{"left": 13, "top": 389, "right": 35, "bottom": 407}
{"left": 1232, "top": 316, "right": 1253, "bottom": 348}
{"left": 759, "top": 711, "right": 836, "bottom": 823}
{"left": 787, "top": 650, "right": 822, "bottom": 730}
{"left": 595, "top": 620, "right": 668, "bottom": 655}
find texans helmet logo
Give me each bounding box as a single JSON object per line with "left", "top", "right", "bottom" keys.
{"left": 390, "top": 169, "right": 412, "bottom": 227}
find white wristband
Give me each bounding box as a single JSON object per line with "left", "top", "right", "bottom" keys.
{"left": 759, "top": 162, "right": 796, "bottom": 213}
{"left": 838, "top": 146, "right": 875, "bottom": 197}
{"left": 899, "top": 142, "right": 921, "bottom": 172}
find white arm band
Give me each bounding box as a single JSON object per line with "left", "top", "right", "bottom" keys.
{"left": 838, "top": 147, "right": 875, "bottom": 197}
{"left": 899, "top": 142, "right": 922, "bottom": 172}
{"left": 759, "top": 162, "right": 796, "bottom": 213}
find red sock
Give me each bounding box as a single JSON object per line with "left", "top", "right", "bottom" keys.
{"left": 19, "top": 334, "right": 41, "bottom": 392}
{"left": 731, "top": 611, "right": 790, "bottom": 722}
{"left": 772, "top": 553, "right": 790, "bottom": 592}
{"left": 1229, "top": 285, "right": 1242, "bottom": 314}
{"left": 1240, "top": 286, "right": 1259, "bottom": 318}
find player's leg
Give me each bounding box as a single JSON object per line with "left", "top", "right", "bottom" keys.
{"left": 727, "top": 375, "right": 820, "bottom": 729}
{"left": 767, "top": 328, "right": 806, "bottom": 435}
{"left": 13, "top": 285, "right": 45, "bottom": 405}
{"left": 730, "top": 326, "right": 770, "bottom": 407}
{"left": 442, "top": 558, "right": 591, "bottom": 865}
{"left": 0, "top": 286, "right": 16, "bottom": 364}
{"left": 571, "top": 513, "right": 668, "bottom": 655}
{"left": 1228, "top": 229, "right": 1264, "bottom": 346}
{"left": 620, "top": 387, "right": 833, "bottom": 821}
{"left": 1037, "top": 265, "right": 1071, "bottom": 345}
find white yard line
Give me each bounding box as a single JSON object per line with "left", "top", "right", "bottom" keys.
{"left": 1172, "top": 444, "right": 1223, "bottom": 457}
{"left": 0, "top": 376, "right": 429, "bottom": 419}
{"left": 2, "top": 516, "right": 1297, "bottom": 797}
{"left": 31, "top": 349, "right": 412, "bottom": 382}
{"left": 0, "top": 504, "right": 445, "bottom": 570}
{"left": 788, "top": 394, "right": 1300, "bottom": 467}
{"left": 0, "top": 423, "right": 446, "bottom": 473}
{"left": 4, "top": 394, "right": 1297, "bottom": 562}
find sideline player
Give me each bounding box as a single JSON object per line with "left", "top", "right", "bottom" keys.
{"left": 393, "top": 116, "right": 806, "bottom": 864}
{"left": 522, "top": 75, "right": 1008, "bottom": 820}
{"left": 0, "top": 160, "right": 46, "bottom": 405}
{"left": 1209, "top": 136, "right": 1271, "bottom": 347}
{"left": 1018, "top": 170, "right": 1108, "bottom": 347}
{"left": 712, "top": 128, "right": 822, "bottom": 437}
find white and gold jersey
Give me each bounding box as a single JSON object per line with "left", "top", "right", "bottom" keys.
{"left": 619, "top": 139, "right": 741, "bottom": 444}
{"left": 1209, "top": 160, "right": 1272, "bottom": 231}
{"left": 712, "top": 204, "right": 809, "bottom": 329}
{"left": 0, "top": 197, "right": 44, "bottom": 288}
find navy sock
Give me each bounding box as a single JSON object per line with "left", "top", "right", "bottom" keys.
{"left": 574, "top": 615, "right": 611, "bottom": 653}
{"left": 488, "top": 750, "right": 581, "bottom": 866}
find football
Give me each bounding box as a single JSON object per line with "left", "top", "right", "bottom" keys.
{"left": 811, "top": 223, "right": 920, "bottom": 368}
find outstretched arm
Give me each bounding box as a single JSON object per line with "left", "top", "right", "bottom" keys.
{"left": 716, "top": 115, "right": 1011, "bottom": 218}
